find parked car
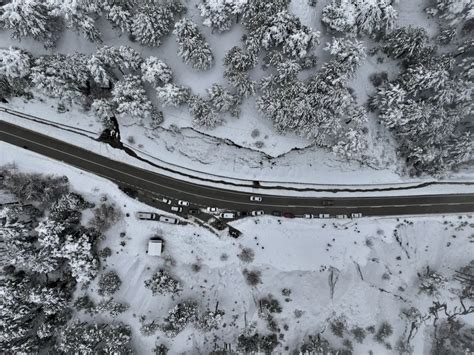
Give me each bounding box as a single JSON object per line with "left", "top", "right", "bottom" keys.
{"left": 178, "top": 200, "right": 190, "bottom": 206}
{"left": 188, "top": 208, "right": 200, "bottom": 215}
{"left": 351, "top": 213, "right": 363, "bottom": 218}
{"left": 251, "top": 210, "right": 264, "bottom": 216}
{"left": 207, "top": 207, "right": 218, "bottom": 214}
{"left": 220, "top": 212, "right": 235, "bottom": 219}
{"left": 336, "top": 214, "right": 348, "bottom": 219}
{"left": 136, "top": 212, "right": 157, "bottom": 220}
{"left": 283, "top": 212, "right": 295, "bottom": 218}
{"left": 304, "top": 214, "right": 313, "bottom": 219}
{"left": 239, "top": 211, "right": 249, "bottom": 217}
{"left": 271, "top": 211, "right": 282, "bottom": 217}
{"left": 250, "top": 196, "right": 262, "bottom": 202}
{"left": 322, "top": 200, "right": 334, "bottom": 206}
{"left": 158, "top": 215, "right": 178, "bottom": 224}
{"left": 228, "top": 227, "right": 242, "bottom": 239}
{"left": 171, "top": 206, "right": 183, "bottom": 213}
{"left": 121, "top": 186, "right": 138, "bottom": 198}
{"left": 318, "top": 213, "right": 330, "bottom": 218}
{"left": 162, "top": 197, "right": 172, "bottom": 205}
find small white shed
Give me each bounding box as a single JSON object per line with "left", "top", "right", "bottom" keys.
{"left": 147, "top": 239, "right": 163, "bottom": 256}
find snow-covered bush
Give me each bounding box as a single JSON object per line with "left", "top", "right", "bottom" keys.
{"left": 111, "top": 75, "right": 152, "bottom": 123}
{"left": 199, "top": 0, "right": 247, "bottom": 32}
{"left": 144, "top": 269, "right": 183, "bottom": 296}
{"left": 322, "top": 0, "right": 398, "bottom": 37}
{"left": 197, "top": 308, "right": 225, "bottom": 331}
{"left": 141, "top": 57, "right": 172, "bottom": 86}
{"left": 96, "top": 299, "right": 129, "bottom": 318}
{"left": 0, "top": 0, "right": 62, "bottom": 48}
{"left": 382, "top": 27, "right": 430, "bottom": 61}
{"left": 160, "top": 300, "right": 199, "bottom": 337}
{"left": 91, "top": 99, "right": 115, "bottom": 123}
{"left": 426, "top": 0, "right": 474, "bottom": 25}
{"left": 89, "top": 202, "right": 122, "bottom": 232}
{"left": 156, "top": 83, "right": 191, "bottom": 107}
{"left": 173, "top": 18, "right": 215, "bottom": 70}
{"left": 98, "top": 271, "right": 122, "bottom": 296}
{"left": 0, "top": 47, "right": 32, "bottom": 80}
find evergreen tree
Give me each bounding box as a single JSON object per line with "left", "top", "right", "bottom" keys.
{"left": 207, "top": 83, "right": 239, "bottom": 116}
{"left": 0, "top": 0, "right": 62, "bottom": 48}
{"left": 173, "top": 18, "right": 215, "bottom": 70}
{"left": 426, "top": 0, "right": 473, "bottom": 25}
{"left": 144, "top": 269, "right": 183, "bottom": 296}
{"left": 160, "top": 300, "right": 199, "bottom": 337}
{"left": 98, "top": 270, "right": 122, "bottom": 296}
{"left": 156, "top": 83, "right": 191, "bottom": 107}
{"left": 104, "top": 2, "right": 132, "bottom": 32}
{"left": 188, "top": 95, "right": 221, "bottom": 128}
{"left": 382, "top": 27, "right": 431, "bottom": 61}
{"left": 111, "top": 75, "right": 153, "bottom": 123}
{"left": 199, "top": 0, "right": 247, "bottom": 32}
{"left": 141, "top": 57, "right": 173, "bottom": 86}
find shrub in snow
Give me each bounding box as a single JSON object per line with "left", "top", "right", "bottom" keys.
{"left": 0, "top": 47, "right": 31, "bottom": 81}
{"left": 188, "top": 95, "right": 221, "bottom": 129}
{"left": 237, "top": 332, "right": 279, "bottom": 353}
{"left": 351, "top": 326, "right": 367, "bottom": 343}
{"left": 322, "top": 0, "right": 397, "bottom": 37}
{"left": 49, "top": 192, "right": 89, "bottom": 223}
{"left": 150, "top": 109, "right": 165, "bottom": 129}
{"left": 141, "top": 57, "right": 173, "bottom": 86}
{"left": 160, "top": 300, "right": 199, "bottom": 337}
{"left": 243, "top": 269, "right": 262, "bottom": 286}
{"left": 111, "top": 75, "right": 152, "bottom": 123}
{"left": 74, "top": 295, "right": 97, "bottom": 315}
{"left": 199, "top": 0, "right": 247, "bottom": 32}
{"left": 173, "top": 18, "right": 215, "bottom": 70}
{"left": 89, "top": 202, "right": 122, "bottom": 232}
{"left": 374, "top": 321, "right": 393, "bottom": 343}
{"left": 98, "top": 271, "right": 122, "bottom": 296}
{"left": 300, "top": 334, "right": 336, "bottom": 354}
{"left": 197, "top": 308, "right": 225, "bottom": 331}
{"left": 96, "top": 299, "right": 129, "bottom": 318}
{"left": 156, "top": 83, "right": 191, "bottom": 107}
{"left": 418, "top": 267, "right": 447, "bottom": 296}
{"left": 144, "top": 269, "right": 183, "bottom": 296}
{"left": 237, "top": 247, "right": 255, "bottom": 263}
{"left": 0, "top": 0, "right": 62, "bottom": 48}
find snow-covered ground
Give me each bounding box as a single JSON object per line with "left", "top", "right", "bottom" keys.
{"left": 2, "top": 135, "right": 472, "bottom": 354}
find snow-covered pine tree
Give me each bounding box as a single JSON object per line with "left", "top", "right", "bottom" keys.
{"left": 223, "top": 46, "right": 257, "bottom": 97}
{"left": 0, "top": 0, "right": 62, "bottom": 48}
{"left": 173, "top": 18, "right": 215, "bottom": 70}
{"left": 111, "top": 75, "right": 152, "bottom": 123}
{"left": 382, "top": 27, "right": 431, "bottom": 61}
{"left": 156, "top": 83, "right": 191, "bottom": 107}
{"left": 426, "top": 0, "right": 473, "bottom": 26}
{"left": 104, "top": 1, "right": 132, "bottom": 32}
{"left": 48, "top": 0, "right": 101, "bottom": 42}
{"left": 131, "top": 1, "right": 184, "bottom": 47}
{"left": 0, "top": 47, "right": 32, "bottom": 81}
{"left": 188, "top": 95, "right": 221, "bottom": 128}
{"left": 207, "top": 83, "right": 239, "bottom": 115}
{"left": 30, "top": 53, "right": 90, "bottom": 105}
{"left": 199, "top": 0, "right": 247, "bottom": 32}
{"left": 322, "top": 0, "right": 357, "bottom": 34}
{"left": 91, "top": 99, "right": 115, "bottom": 123}
{"left": 144, "top": 269, "right": 183, "bottom": 296}
{"left": 141, "top": 57, "right": 173, "bottom": 86}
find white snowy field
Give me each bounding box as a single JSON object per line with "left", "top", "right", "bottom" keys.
{"left": 1, "top": 139, "right": 473, "bottom": 354}
{"left": 2, "top": 0, "right": 472, "bottom": 188}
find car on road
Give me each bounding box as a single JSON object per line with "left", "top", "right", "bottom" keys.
{"left": 207, "top": 207, "right": 218, "bottom": 214}
{"left": 228, "top": 227, "right": 242, "bottom": 239}
{"left": 271, "top": 211, "right": 282, "bottom": 217}
{"left": 283, "top": 212, "right": 295, "bottom": 218}
{"left": 239, "top": 211, "right": 249, "bottom": 217}
{"left": 251, "top": 210, "right": 264, "bottom": 216}
{"left": 136, "top": 212, "right": 157, "bottom": 220}
{"left": 304, "top": 214, "right": 313, "bottom": 219}
{"left": 351, "top": 213, "right": 363, "bottom": 218}
{"left": 336, "top": 214, "right": 348, "bottom": 219}
{"left": 220, "top": 212, "right": 236, "bottom": 219}
{"left": 178, "top": 200, "right": 190, "bottom": 206}
{"left": 161, "top": 197, "right": 172, "bottom": 205}
{"left": 322, "top": 200, "right": 334, "bottom": 206}
{"left": 159, "top": 215, "right": 178, "bottom": 224}
{"left": 318, "top": 213, "right": 330, "bottom": 218}
{"left": 250, "top": 196, "right": 262, "bottom": 202}
{"left": 188, "top": 208, "right": 200, "bottom": 215}
{"left": 171, "top": 206, "right": 183, "bottom": 213}
{"left": 121, "top": 186, "right": 138, "bottom": 198}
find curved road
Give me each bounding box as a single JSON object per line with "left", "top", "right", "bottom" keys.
{"left": 1, "top": 120, "right": 473, "bottom": 218}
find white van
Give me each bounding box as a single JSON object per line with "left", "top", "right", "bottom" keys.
{"left": 136, "top": 212, "right": 156, "bottom": 220}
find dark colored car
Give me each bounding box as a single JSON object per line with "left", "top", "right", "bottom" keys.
{"left": 322, "top": 200, "right": 334, "bottom": 206}
{"left": 120, "top": 186, "right": 138, "bottom": 198}
{"left": 239, "top": 211, "right": 249, "bottom": 217}
{"left": 283, "top": 212, "right": 295, "bottom": 218}
{"left": 228, "top": 227, "right": 242, "bottom": 239}
{"left": 188, "top": 208, "right": 201, "bottom": 215}
{"left": 271, "top": 211, "right": 282, "bottom": 217}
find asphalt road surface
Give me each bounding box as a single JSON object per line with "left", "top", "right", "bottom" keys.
{"left": 1, "top": 120, "right": 473, "bottom": 219}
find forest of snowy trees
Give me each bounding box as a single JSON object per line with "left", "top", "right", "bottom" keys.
{"left": 0, "top": 0, "right": 472, "bottom": 175}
